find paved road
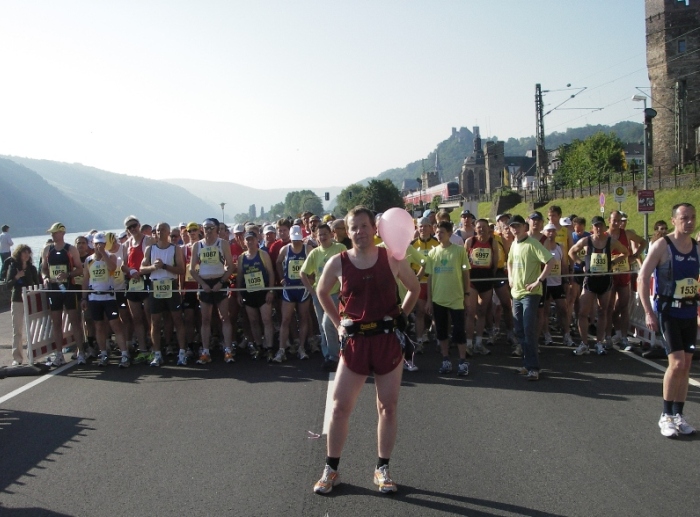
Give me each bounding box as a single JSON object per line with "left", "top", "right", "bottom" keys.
{"left": 1, "top": 330, "right": 699, "bottom": 516}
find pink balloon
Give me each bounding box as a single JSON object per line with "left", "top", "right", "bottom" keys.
{"left": 378, "top": 208, "right": 415, "bottom": 260}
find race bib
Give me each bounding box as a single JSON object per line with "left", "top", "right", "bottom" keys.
{"left": 199, "top": 246, "right": 220, "bottom": 265}
{"left": 550, "top": 259, "right": 561, "bottom": 277}
{"left": 590, "top": 253, "right": 608, "bottom": 274}
{"left": 152, "top": 278, "right": 173, "bottom": 299}
{"left": 244, "top": 270, "right": 265, "bottom": 291}
{"left": 113, "top": 269, "right": 124, "bottom": 284}
{"left": 470, "top": 248, "right": 491, "bottom": 267}
{"left": 49, "top": 265, "right": 67, "bottom": 282}
{"left": 90, "top": 263, "right": 109, "bottom": 284}
{"left": 129, "top": 278, "right": 145, "bottom": 292}
{"left": 611, "top": 256, "right": 630, "bottom": 273}
{"left": 73, "top": 275, "right": 84, "bottom": 285}
{"left": 674, "top": 278, "right": 699, "bottom": 299}
{"left": 288, "top": 259, "right": 304, "bottom": 280}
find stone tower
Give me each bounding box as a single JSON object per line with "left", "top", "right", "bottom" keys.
{"left": 646, "top": 0, "right": 700, "bottom": 172}
{"left": 485, "top": 140, "right": 505, "bottom": 193}
{"left": 460, "top": 126, "right": 486, "bottom": 197}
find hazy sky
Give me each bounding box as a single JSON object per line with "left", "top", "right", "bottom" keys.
{"left": 0, "top": 1, "right": 648, "bottom": 190}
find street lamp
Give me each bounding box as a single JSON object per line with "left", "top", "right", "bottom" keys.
{"left": 220, "top": 202, "right": 226, "bottom": 224}
{"left": 632, "top": 94, "right": 657, "bottom": 241}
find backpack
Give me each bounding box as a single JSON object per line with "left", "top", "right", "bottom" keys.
{"left": 0, "top": 256, "right": 14, "bottom": 282}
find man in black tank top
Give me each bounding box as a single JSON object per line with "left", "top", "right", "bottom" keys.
{"left": 41, "top": 222, "right": 85, "bottom": 367}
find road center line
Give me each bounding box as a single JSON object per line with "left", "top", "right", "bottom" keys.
{"left": 618, "top": 348, "right": 700, "bottom": 388}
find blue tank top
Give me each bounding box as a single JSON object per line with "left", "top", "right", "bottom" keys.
{"left": 654, "top": 237, "right": 700, "bottom": 319}
{"left": 572, "top": 231, "right": 590, "bottom": 272}
{"left": 241, "top": 251, "right": 269, "bottom": 291}
{"left": 283, "top": 244, "right": 307, "bottom": 287}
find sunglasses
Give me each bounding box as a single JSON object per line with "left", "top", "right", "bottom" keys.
{"left": 188, "top": 229, "right": 199, "bottom": 233}
{"left": 170, "top": 234, "right": 179, "bottom": 238}
{"left": 126, "top": 223, "right": 138, "bottom": 230}
{"left": 204, "top": 226, "right": 216, "bottom": 231}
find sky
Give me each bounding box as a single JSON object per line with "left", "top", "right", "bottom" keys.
{"left": 0, "top": 0, "right": 649, "bottom": 190}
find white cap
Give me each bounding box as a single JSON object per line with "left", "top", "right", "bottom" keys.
{"left": 117, "top": 231, "right": 128, "bottom": 240}
{"left": 232, "top": 224, "right": 244, "bottom": 233}
{"left": 93, "top": 232, "right": 107, "bottom": 244}
{"left": 290, "top": 225, "right": 303, "bottom": 241}
{"left": 263, "top": 225, "right": 276, "bottom": 235}
{"left": 543, "top": 223, "right": 557, "bottom": 232}
{"left": 561, "top": 217, "right": 572, "bottom": 226}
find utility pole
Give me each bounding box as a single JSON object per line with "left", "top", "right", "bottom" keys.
{"left": 535, "top": 83, "right": 548, "bottom": 202}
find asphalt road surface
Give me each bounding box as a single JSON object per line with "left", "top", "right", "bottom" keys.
{"left": 1, "top": 340, "right": 699, "bottom": 516}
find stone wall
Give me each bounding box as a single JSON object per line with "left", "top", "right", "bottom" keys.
{"left": 646, "top": 0, "right": 700, "bottom": 171}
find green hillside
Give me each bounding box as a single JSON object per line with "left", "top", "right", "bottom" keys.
{"left": 476, "top": 185, "right": 698, "bottom": 237}
{"left": 372, "top": 122, "right": 644, "bottom": 189}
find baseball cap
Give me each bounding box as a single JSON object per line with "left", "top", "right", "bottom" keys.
{"left": 620, "top": 212, "right": 628, "bottom": 221}
{"left": 93, "top": 232, "right": 107, "bottom": 244}
{"left": 178, "top": 222, "right": 186, "bottom": 228}
{"left": 290, "top": 225, "right": 303, "bottom": 241}
{"left": 561, "top": 217, "right": 572, "bottom": 226}
{"left": 423, "top": 209, "right": 434, "bottom": 217}
{"left": 322, "top": 214, "right": 333, "bottom": 223}
{"left": 461, "top": 209, "right": 475, "bottom": 218}
{"left": 508, "top": 215, "right": 526, "bottom": 226}
{"left": 496, "top": 213, "right": 510, "bottom": 222}
{"left": 591, "top": 216, "right": 606, "bottom": 226}
{"left": 123, "top": 215, "right": 139, "bottom": 228}
{"left": 47, "top": 222, "right": 66, "bottom": 233}
{"left": 418, "top": 217, "right": 431, "bottom": 226}
{"left": 528, "top": 211, "right": 543, "bottom": 220}
{"left": 186, "top": 222, "right": 199, "bottom": 231}
{"left": 543, "top": 223, "right": 557, "bottom": 232}
{"left": 263, "top": 224, "right": 276, "bottom": 235}
{"left": 244, "top": 231, "right": 257, "bottom": 239}
{"left": 117, "top": 231, "right": 128, "bottom": 240}
{"left": 232, "top": 224, "right": 244, "bottom": 233}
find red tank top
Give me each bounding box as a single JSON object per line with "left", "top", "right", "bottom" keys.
{"left": 127, "top": 236, "right": 146, "bottom": 270}
{"left": 339, "top": 247, "right": 399, "bottom": 323}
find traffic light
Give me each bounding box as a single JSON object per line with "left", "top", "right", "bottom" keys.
{"left": 324, "top": 192, "right": 329, "bottom": 201}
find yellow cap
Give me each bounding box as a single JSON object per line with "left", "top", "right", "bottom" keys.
{"left": 47, "top": 222, "right": 66, "bottom": 233}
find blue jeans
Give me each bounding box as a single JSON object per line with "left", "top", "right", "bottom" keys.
{"left": 512, "top": 295, "right": 540, "bottom": 371}
{"left": 312, "top": 292, "right": 340, "bottom": 361}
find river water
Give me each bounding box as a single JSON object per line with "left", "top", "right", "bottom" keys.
{"left": 10, "top": 230, "right": 123, "bottom": 268}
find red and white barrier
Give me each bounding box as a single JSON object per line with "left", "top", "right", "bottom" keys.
{"left": 22, "top": 286, "right": 78, "bottom": 364}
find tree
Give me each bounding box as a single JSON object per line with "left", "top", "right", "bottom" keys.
{"left": 334, "top": 184, "right": 365, "bottom": 217}
{"left": 268, "top": 202, "right": 286, "bottom": 219}
{"left": 356, "top": 179, "right": 404, "bottom": 213}
{"left": 555, "top": 132, "right": 626, "bottom": 189}
{"left": 283, "top": 190, "right": 323, "bottom": 216}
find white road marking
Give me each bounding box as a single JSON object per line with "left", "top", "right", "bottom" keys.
{"left": 617, "top": 347, "right": 700, "bottom": 388}
{"left": 322, "top": 372, "right": 335, "bottom": 435}
{"left": 0, "top": 362, "right": 74, "bottom": 405}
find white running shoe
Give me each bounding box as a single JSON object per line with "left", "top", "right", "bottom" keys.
{"left": 659, "top": 413, "right": 679, "bottom": 438}
{"left": 595, "top": 342, "right": 607, "bottom": 355}
{"left": 473, "top": 343, "right": 491, "bottom": 356}
{"left": 674, "top": 414, "right": 696, "bottom": 435}
{"left": 563, "top": 334, "right": 575, "bottom": 347}
{"left": 573, "top": 343, "right": 590, "bottom": 356}
{"left": 403, "top": 359, "right": 418, "bottom": 372}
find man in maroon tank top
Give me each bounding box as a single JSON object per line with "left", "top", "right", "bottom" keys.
{"left": 313, "top": 206, "right": 420, "bottom": 495}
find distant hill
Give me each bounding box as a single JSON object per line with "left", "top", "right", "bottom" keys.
{"left": 368, "top": 122, "right": 644, "bottom": 189}
{"left": 1, "top": 156, "right": 217, "bottom": 234}
{"left": 0, "top": 158, "right": 107, "bottom": 235}
{"left": 162, "top": 179, "right": 344, "bottom": 219}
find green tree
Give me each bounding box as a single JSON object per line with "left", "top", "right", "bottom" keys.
{"left": 430, "top": 195, "right": 442, "bottom": 211}
{"left": 268, "top": 202, "right": 285, "bottom": 219}
{"left": 283, "top": 190, "right": 323, "bottom": 216}
{"left": 334, "top": 184, "right": 365, "bottom": 217}
{"left": 555, "top": 132, "right": 626, "bottom": 189}
{"left": 356, "top": 179, "right": 404, "bottom": 213}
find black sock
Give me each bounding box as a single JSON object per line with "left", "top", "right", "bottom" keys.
{"left": 663, "top": 400, "right": 674, "bottom": 415}
{"left": 673, "top": 401, "right": 685, "bottom": 416}
{"left": 326, "top": 457, "right": 340, "bottom": 471}
{"left": 377, "top": 457, "right": 390, "bottom": 469}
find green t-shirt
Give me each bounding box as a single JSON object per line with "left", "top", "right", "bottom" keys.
{"left": 507, "top": 236, "right": 552, "bottom": 299}
{"left": 426, "top": 244, "right": 470, "bottom": 310}
{"left": 300, "top": 242, "right": 347, "bottom": 294}
{"left": 378, "top": 243, "right": 424, "bottom": 300}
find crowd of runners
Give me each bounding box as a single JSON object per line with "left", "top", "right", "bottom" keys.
{"left": 3, "top": 203, "right": 698, "bottom": 445}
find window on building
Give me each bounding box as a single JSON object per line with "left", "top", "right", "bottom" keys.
{"left": 678, "top": 39, "right": 686, "bottom": 53}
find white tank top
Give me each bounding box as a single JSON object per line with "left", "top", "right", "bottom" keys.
{"left": 86, "top": 255, "right": 115, "bottom": 301}
{"left": 196, "top": 238, "right": 226, "bottom": 278}
{"left": 149, "top": 244, "right": 177, "bottom": 281}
